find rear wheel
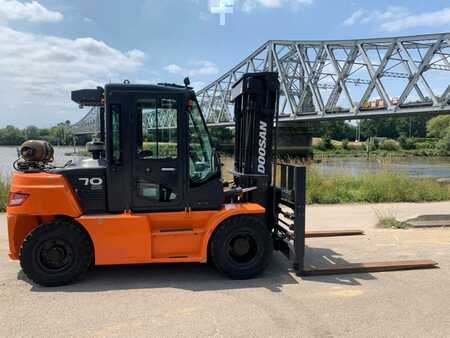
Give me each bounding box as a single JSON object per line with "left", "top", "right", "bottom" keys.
{"left": 20, "top": 220, "right": 92, "bottom": 287}
{"left": 210, "top": 216, "right": 273, "bottom": 279}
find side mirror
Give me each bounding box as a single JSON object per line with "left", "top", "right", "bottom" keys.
{"left": 184, "top": 77, "right": 191, "bottom": 87}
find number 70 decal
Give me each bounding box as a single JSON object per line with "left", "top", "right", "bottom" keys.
{"left": 78, "top": 177, "right": 103, "bottom": 186}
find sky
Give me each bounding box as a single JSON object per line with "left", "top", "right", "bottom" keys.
{"left": 0, "top": 0, "right": 449, "bottom": 127}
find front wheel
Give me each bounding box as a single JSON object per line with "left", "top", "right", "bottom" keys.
{"left": 210, "top": 216, "right": 273, "bottom": 279}
{"left": 20, "top": 220, "right": 92, "bottom": 287}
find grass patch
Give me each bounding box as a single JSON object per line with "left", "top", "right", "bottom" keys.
{"left": 0, "top": 176, "right": 10, "bottom": 212}
{"left": 306, "top": 168, "right": 450, "bottom": 204}
{"left": 376, "top": 216, "right": 410, "bottom": 229}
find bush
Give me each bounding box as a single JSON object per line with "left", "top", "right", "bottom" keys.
{"left": 398, "top": 136, "right": 416, "bottom": 150}
{"left": 377, "top": 217, "right": 410, "bottom": 229}
{"left": 0, "top": 177, "right": 9, "bottom": 212}
{"left": 347, "top": 142, "right": 365, "bottom": 151}
{"left": 427, "top": 115, "right": 450, "bottom": 138}
{"left": 373, "top": 138, "right": 380, "bottom": 149}
{"left": 380, "top": 139, "right": 400, "bottom": 151}
{"left": 341, "top": 139, "right": 349, "bottom": 150}
{"left": 317, "top": 137, "right": 333, "bottom": 150}
{"left": 415, "top": 140, "right": 436, "bottom": 150}
{"left": 365, "top": 138, "right": 377, "bottom": 151}
{"left": 436, "top": 128, "right": 450, "bottom": 152}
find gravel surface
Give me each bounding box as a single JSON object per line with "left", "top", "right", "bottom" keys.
{"left": 1, "top": 202, "right": 450, "bottom": 337}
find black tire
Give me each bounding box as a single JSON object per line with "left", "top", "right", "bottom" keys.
{"left": 210, "top": 216, "right": 273, "bottom": 279}
{"left": 20, "top": 219, "right": 92, "bottom": 287}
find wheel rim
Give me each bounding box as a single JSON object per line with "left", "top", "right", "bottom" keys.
{"left": 36, "top": 239, "right": 74, "bottom": 273}
{"left": 226, "top": 232, "right": 258, "bottom": 265}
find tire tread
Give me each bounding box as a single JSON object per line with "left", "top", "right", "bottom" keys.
{"left": 210, "top": 216, "right": 273, "bottom": 280}
{"left": 20, "top": 219, "right": 92, "bottom": 287}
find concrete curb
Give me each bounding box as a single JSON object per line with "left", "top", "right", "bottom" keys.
{"left": 403, "top": 214, "right": 450, "bottom": 228}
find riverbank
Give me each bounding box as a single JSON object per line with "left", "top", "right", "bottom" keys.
{"left": 1, "top": 148, "right": 449, "bottom": 211}
{"left": 4, "top": 168, "right": 447, "bottom": 211}
{"left": 306, "top": 169, "right": 449, "bottom": 204}
{"left": 312, "top": 135, "right": 450, "bottom": 158}
{"left": 314, "top": 148, "right": 450, "bottom": 158}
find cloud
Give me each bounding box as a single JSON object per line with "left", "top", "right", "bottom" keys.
{"left": 381, "top": 7, "right": 450, "bottom": 32}
{"left": 0, "top": 0, "right": 63, "bottom": 23}
{"left": 343, "top": 6, "right": 450, "bottom": 32}
{"left": 190, "top": 61, "right": 219, "bottom": 76}
{"left": 240, "top": 0, "right": 313, "bottom": 12}
{"left": 342, "top": 9, "right": 366, "bottom": 26}
{"left": 0, "top": 25, "right": 145, "bottom": 126}
{"left": 164, "top": 64, "right": 184, "bottom": 74}
{"left": 208, "top": 0, "right": 312, "bottom": 14}
{"left": 163, "top": 61, "right": 219, "bottom": 77}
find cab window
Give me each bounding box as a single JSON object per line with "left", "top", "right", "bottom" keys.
{"left": 136, "top": 98, "right": 178, "bottom": 159}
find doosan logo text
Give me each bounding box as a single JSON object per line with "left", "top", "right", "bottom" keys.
{"left": 257, "top": 120, "right": 267, "bottom": 174}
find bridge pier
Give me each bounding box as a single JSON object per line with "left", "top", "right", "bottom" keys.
{"left": 277, "top": 124, "right": 313, "bottom": 158}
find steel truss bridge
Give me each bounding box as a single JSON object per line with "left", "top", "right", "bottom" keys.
{"left": 72, "top": 33, "right": 450, "bottom": 135}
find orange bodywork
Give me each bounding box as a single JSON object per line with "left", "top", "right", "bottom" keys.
{"left": 7, "top": 172, "right": 82, "bottom": 217}
{"left": 7, "top": 172, "right": 265, "bottom": 265}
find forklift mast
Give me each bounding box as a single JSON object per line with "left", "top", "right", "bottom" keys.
{"left": 231, "top": 72, "right": 279, "bottom": 210}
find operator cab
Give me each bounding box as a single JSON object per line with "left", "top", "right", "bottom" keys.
{"left": 69, "top": 81, "right": 223, "bottom": 214}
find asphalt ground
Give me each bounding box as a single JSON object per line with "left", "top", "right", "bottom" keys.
{"left": 1, "top": 202, "right": 450, "bottom": 337}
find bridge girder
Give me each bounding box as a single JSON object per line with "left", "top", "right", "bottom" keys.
{"left": 71, "top": 107, "right": 100, "bottom": 136}
{"left": 72, "top": 33, "right": 450, "bottom": 135}
{"left": 198, "top": 33, "right": 450, "bottom": 126}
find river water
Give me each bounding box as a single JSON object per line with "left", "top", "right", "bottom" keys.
{"left": 0, "top": 146, "right": 449, "bottom": 179}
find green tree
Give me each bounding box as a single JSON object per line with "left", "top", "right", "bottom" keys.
{"left": 0, "top": 122, "right": 77, "bottom": 145}
{"left": 427, "top": 115, "right": 450, "bottom": 138}
{"left": 360, "top": 115, "right": 430, "bottom": 140}
{"left": 309, "top": 121, "right": 356, "bottom": 140}
{"left": 24, "top": 125, "right": 40, "bottom": 139}
{"left": 47, "top": 122, "right": 73, "bottom": 145}
{"left": 0, "top": 125, "right": 25, "bottom": 145}
{"left": 436, "top": 128, "right": 450, "bottom": 151}
{"left": 38, "top": 128, "right": 51, "bottom": 140}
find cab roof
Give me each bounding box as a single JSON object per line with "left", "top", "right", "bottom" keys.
{"left": 105, "top": 83, "right": 193, "bottom": 94}
{"left": 72, "top": 82, "right": 195, "bottom": 107}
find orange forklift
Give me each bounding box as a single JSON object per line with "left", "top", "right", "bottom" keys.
{"left": 7, "top": 73, "right": 437, "bottom": 286}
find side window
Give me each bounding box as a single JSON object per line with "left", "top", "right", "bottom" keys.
{"left": 188, "top": 100, "right": 215, "bottom": 184}
{"left": 137, "top": 98, "right": 178, "bottom": 159}
{"left": 110, "top": 104, "right": 122, "bottom": 164}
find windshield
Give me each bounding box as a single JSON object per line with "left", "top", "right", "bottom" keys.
{"left": 187, "top": 100, "right": 216, "bottom": 184}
